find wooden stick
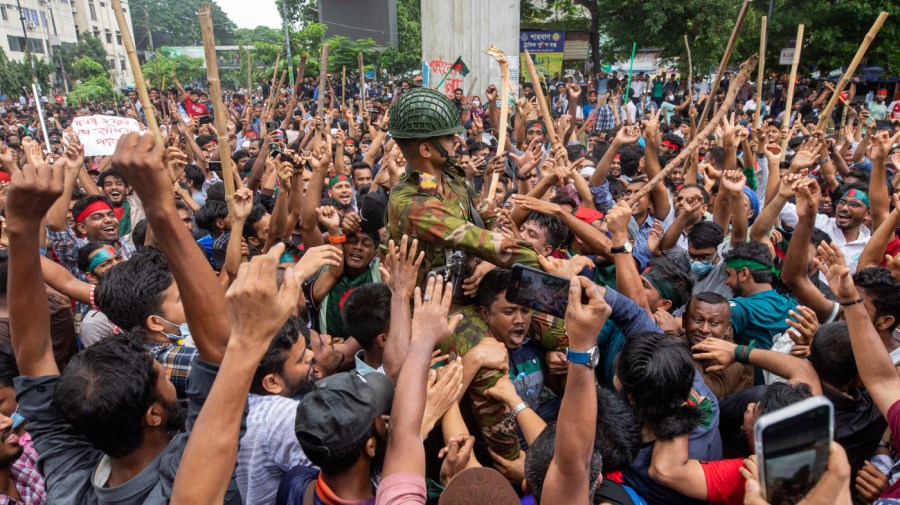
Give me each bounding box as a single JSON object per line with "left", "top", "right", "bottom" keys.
{"left": 684, "top": 35, "right": 693, "bottom": 104}
{"left": 816, "top": 11, "right": 889, "bottom": 131}
{"left": 483, "top": 45, "right": 510, "bottom": 203}
{"left": 247, "top": 49, "right": 252, "bottom": 93}
{"left": 317, "top": 44, "right": 331, "bottom": 118}
{"left": 358, "top": 52, "right": 365, "bottom": 103}
{"left": 698, "top": 0, "right": 750, "bottom": 128}
{"left": 265, "top": 54, "right": 281, "bottom": 117}
{"left": 523, "top": 48, "right": 562, "bottom": 158}
{"left": 198, "top": 5, "right": 236, "bottom": 216}
{"left": 779, "top": 25, "right": 804, "bottom": 160}
{"left": 755, "top": 16, "right": 767, "bottom": 127}
{"left": 628, "top": 54, "right": 759, "bottom": 207}
{"left": 292, "top": 53, "right": 308, "bottom": 100}
{"left": 341, "top": 65, "right": 346, "bottom": 105}
{"left": 111, "top": 0, "right": 162, "bottom": 145}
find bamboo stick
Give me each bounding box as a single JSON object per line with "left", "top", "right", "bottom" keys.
{"left": 755, "top": 16, "right": 767, "bottom": 127}
{"left": 698, "top": 0, "right": 750, "bottom": 129}
{"left": 341, "top": 65, "right": 346, "bottom": 105}
{"left": 523, "top": 48, "right": 563, "bottom": 159}
{"left": 317, "top": 44, "right": 331, "bottom": 119}
{"left": 779, "top": 25, "right": 804, "bottom": 160}
{"left": 111, "top": 0, "right": 162, "bottom": 145}
{"left": 483, "top": 45, "right": 511, "bottom": 203}
{"left": 292, "top": 53, "right": 307, "bottom": 100}
{"left": 628, "top": 54, "right": 759, "bottom": 206}
{"left": 198, "top": 5, "right": 236, "bottom": 216}
{"left": 816, "top": 12, "right": 889, "bottom": 131}
{"left": 358, "top": 53, "right": 365, "bottom": 103}
{"left": 247, "top": 49, "right": 252, "bottom": 93}
{"left": 684, "top": 35, "right": 693, "bottom": 104}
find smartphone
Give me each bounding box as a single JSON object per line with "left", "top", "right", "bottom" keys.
{"left": 876, "top": 120, "right": 893, "bottom": 131}
{"left": 266, "top": 121, "right": 278, "bottom": 131}
{"left": 754, "top": 396, "right": 834, "bottom": 505}
{"left": 198, "top": 115, "right": 212, "bottom": 125}
{"left": 208, "top": 160, "right": 222, "bottom": 172}
{"left": 506, "top": 263, "right": 585, "bottom": 318}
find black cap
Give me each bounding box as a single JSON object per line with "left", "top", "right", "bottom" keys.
{"left": 295, "top": 372, "right": 393, "bottom": 457}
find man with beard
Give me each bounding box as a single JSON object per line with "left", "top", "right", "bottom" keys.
{"left": 328, "top": 174, "right": 355, "bottom": 210}
{"left": 276, "top": 371, "right": 394, "bottom": 505}
{"left": 96, "top": 169, "right": 145, "bottom": 243}
{"left": 869, "top": 89, "right": 889, "bottom": 121}
{"left": 236, "top": 315, "right": 320, "bottom": 504}
{"left": 724, "top": 242, "right": 797, "bottom": 384}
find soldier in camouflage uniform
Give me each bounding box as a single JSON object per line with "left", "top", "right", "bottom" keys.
{"left": 387, "top": 88, "right": 558, "bottom": 462}
{"left": 386, "top": 87, "right": 541, "bottom": 286}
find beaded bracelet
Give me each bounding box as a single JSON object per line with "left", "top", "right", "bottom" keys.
{"left": 839, "top": 296, "right": 864, "bottom": 306}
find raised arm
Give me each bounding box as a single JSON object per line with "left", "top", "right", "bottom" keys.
{"left": 542, "top": 277, "right": 610, "bottom": 505}
{"left": 112, "top": 133, "right": 230, "bottom": 363}
{"left": 606, "top": 200, "right": 650, "bottom": 312}
{"left": 781, "top": 179, "right": 837, "bottom": 322}
{"left": 39, "top": 256, "right": 92, "bottom": 305}
{"left": 859, "top": 195, "right": 900, "bottom": 271}
{"left": 819, "top": 242, "right": 900, "bottom": 417}
{"left": 868, "top": 131, "right": 900, "bottom": 231}
{"left": 6, "top": 157, "right": 64, "bottom": 377}
{"left": 379, "top": 235, "right": 422, "bottom": 384}
{"left": 299, "top": 140, "right": 330, "bottom": 249}
{"left": 381, "top": 275, "right": 462, "bottom": 479}
{"left": 170, "top": 244, "right": 299, "bottom": 504}
{"left": 641, "top": 108, "right": 671, "bottom": 219}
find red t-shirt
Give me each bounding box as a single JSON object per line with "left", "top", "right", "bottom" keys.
{"left": 183, "top": 96, "right": 209, "bottom": 118}
{"left": 880, "top": 400, "right": 900, "bottom": 498}
{"left": 701, "top": 458, "right": 745, "bottom": 505}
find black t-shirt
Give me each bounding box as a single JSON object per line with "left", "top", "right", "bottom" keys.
{"left": 825, "top": 386, "right": 887, "bottom": 482}
{"left": 596, "top": 478, "right": 639, "bottom": 505}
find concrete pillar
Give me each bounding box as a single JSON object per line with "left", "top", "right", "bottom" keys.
{"left": 421, "top": 0, "right": 520, "bottom": 100}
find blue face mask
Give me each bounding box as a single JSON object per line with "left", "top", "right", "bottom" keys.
{"left": 10, "top": 412, "right": 25, "bottom": 429}
{"left": 155, "top": 315, "right": 190, "bottom": 344}
{"left": 691, "top": 260, "right": 714, "bottom": 277}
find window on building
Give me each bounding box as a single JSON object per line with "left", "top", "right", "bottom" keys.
{"left": 105, "top": 31, "right": 111, "bottom": 44}
{"left": 92, "top": 28, "right": 100, "bottom": 39}
{"left": 115, "top": 31, "right": 121, "bottom": 45}
{"left": 88, "top": 0, "right": 96, "bottom": 20}
{"left": 1, "top": 5, "right": 7, "bottom": 21}
{"left": 120, "top": 57, "right": 125, "bottom": 71}
{"left": 7, "top": 35, "right": 45, "bottom": 53}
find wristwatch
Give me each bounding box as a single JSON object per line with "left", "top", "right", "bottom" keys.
{"left": 610, "top": 241, "right": 633, "bottom": 254}
{"left": 566, "top": 346, "right": 600, "bottom": 368}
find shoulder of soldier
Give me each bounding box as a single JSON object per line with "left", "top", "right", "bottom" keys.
{"left": 437, "top": 305, "right": 490, "bottom": 355}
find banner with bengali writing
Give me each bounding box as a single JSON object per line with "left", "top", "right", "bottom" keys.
{"left": 71, "top": 115, "right": 140, "bottom": 156}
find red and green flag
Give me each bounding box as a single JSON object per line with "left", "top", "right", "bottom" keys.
{"left": 451, "top": 57, "right": 470, "bottom": 77}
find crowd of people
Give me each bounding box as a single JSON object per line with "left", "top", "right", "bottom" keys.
{"left": 0, "top": 58, "right": 900, "bottom": 505}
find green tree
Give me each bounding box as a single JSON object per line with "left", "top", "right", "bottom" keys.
{"left": 377, "top": 0, "right": 421, "bottom": 75}
{"left": 142, "top": 52, "right": 205, "bottom": 89}
{"left": 59, "top": 33, "right": 111, "bottom": 82}
{"left": 129, "top": 0, "right": 236, "bottom": 50}
{"left": 275, "top": 0, "right": 317, "bottom": 28}
{"left": 759, "top": 0, "right": 900, "bottom": 76}
{"left": 65, "top": 56, "right": 116, "bottom": 105}
{"left": 234, "top": 26, "right": 283, "bottom": 46}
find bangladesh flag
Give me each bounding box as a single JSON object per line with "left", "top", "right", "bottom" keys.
{"left": 451, "top": 57, "right": 470, "bottom": 77}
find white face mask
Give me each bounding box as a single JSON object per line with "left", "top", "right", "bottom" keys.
{"left": 472, "top": 100, "right": 480, "bottom": 107}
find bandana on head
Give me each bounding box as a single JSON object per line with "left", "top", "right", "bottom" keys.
{"left": 526, "top": 120, "right": 547, "bottom": 134}
{"left": 76, "top": 201, "right": 113, "bottom": 224}
{"left": 87, "top": 246, "right": 117, "bottom": 273}
{"left": 642, "top": 268, "right": 686, "bottom": 310}
{"left": 662, "top": 139, "right": 681, "bottom": 151}
{"left": 725, "top": 257, "right": 779, "bottom": 275}
{"left": 329, "top": 175, "right": 350, "bottom": 189}
{"left": 843, "top": 188, "right": 870, "bottom": 208}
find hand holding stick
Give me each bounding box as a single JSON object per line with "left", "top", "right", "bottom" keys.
{"left": 483, "top": 45, "right": 511, "bottom": 203}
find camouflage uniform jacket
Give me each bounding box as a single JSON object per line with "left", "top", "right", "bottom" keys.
{"left": 386, "top": 164, "right": 540, "bottom": 286}
{"left": 437, "top": 305, "right": 566, "bottom": 460}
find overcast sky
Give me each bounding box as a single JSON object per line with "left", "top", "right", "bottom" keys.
{"left": 217, "top": 0, "right": 281, "bottom": 29}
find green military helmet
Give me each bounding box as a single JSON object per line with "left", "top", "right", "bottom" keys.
{"left": 388, "top": 88, "right": 464, "bottom": 139}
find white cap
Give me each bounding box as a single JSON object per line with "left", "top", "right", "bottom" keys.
{"left": 580, "top": 165, "right": 596, "bottom": 177}
{"left": 241, "top": 140, "right": 251, "bottom": 149}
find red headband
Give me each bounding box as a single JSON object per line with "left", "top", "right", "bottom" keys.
{"left": 76, "top": 201, "right": 113, "bottom": 223}
{"left": 662, "top": 139, "right": 680, "bottom": 150}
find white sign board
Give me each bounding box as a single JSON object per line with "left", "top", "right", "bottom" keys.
{"left": 71, "top": 115, "right": 140, "bottom": 156}
{"left": 779, "top": 47, "right": 795, "bottom": 66}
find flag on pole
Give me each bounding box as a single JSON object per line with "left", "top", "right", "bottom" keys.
{"left": 451, "top": 57, "right": 470, "bottom": 77}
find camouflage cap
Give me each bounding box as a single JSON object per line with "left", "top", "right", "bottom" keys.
{"left": 388, "top": 88, "right": 464, "bottom": 139}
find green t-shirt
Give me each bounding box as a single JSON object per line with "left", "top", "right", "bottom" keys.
{"left": 729, "top": 289, "right": 797, "bottom": 384}
{"left": 324, "top": 269, "right": 376, "bottom": 339}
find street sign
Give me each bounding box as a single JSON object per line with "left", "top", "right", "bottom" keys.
{"left": 779, "top": 47, "right": 795, "bottom": 65}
